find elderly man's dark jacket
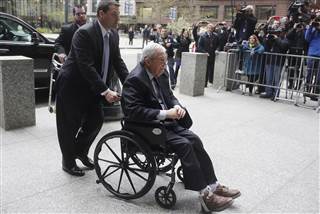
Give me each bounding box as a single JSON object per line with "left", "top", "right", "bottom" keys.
{"left": 121, "top": 62, "right": 180, "bottom": 121}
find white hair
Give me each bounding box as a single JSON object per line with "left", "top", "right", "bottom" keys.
{"left": 141, "top": 42, "right": 166, "bottom": 61}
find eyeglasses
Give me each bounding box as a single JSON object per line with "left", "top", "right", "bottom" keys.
{"left": 75, "top": 12, "right": 86, "bottom": 16}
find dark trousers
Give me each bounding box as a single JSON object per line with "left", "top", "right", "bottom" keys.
{"left": 205, "top": 54, "right": 215, "bottom": 86}
{"left": 167, "top": 57, "right": 175, "bottom": 87}
{"left": 166, "top": 127, "right": 217, "bottom": 191}
{"left": 174, "top": 58, "right": 181, "bottom": 82}
{"left": 55, "top": 78, "right": 104, "bottom": 168}
{"left": 306, "top": 58, "right": 320, "bottom": 94}
{"left": 246, "top": 74, "right": 259, "bottom": 93}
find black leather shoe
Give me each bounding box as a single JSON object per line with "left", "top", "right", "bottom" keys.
{"left": 62, "top": 165, "right": 85, "bottom": 176}
{"left": 76, "top": 155, "right": 95, "bottom": 170}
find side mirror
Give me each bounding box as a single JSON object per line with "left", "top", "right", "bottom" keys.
{"left": 31, "top": 32, "right": 40, "bottom": 45}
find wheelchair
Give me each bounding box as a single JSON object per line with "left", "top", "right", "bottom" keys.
{"left": 94, "top": 119, "right": 184, "bottom": 209}
{"left": 48, "top": 53, "right": 63, "bottom": 113}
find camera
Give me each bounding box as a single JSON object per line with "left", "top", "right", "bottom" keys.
{"left": 267, "top": 34, "right": 276, "bottom": 40}
{"left": 288, "top": 0, "right": 312, "bottom": 24}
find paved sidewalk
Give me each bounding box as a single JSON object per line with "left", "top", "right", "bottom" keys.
{"left": 1, "top": 86, "right": 319, "bottom": 213}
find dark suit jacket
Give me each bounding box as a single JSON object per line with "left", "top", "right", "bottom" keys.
{"left": 121, "top": 63, "right": 180, "bottom": 122}
{"left": 56, "top": 20, "right": 128, "bottom": 101}
{"left": 55, "top": 23, "right": 78, "bottom": 56}
{"left": 197, "top": 31, "right": 218, "bottom": 56}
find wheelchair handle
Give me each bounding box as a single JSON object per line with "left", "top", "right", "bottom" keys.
{"left": 51, "top": 53, "right": 63, "bottom": 71}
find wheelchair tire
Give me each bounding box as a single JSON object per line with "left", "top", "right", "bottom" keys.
{"left": 94, "top": 130, "right": 157, "bottom": 200}
{"left": 155, "top": 186, "right": 176, "bottom": 209}
{"left": 177, "top": 166, "right": 184, "bottom": 183}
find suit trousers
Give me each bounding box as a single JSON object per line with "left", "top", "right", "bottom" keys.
{"left": 206, "top": 54, "right": 216, "bottom": 86}
{"left": 166, "top": 126, "right": 217, "bottom": 191}
{"left": 55, "top": 78, "right": 104, "bottom": 168}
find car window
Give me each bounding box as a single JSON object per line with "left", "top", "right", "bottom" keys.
{"left": 0, "top": 17, "right": 32, "bottom": 42}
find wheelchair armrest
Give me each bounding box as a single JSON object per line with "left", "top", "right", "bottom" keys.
{"left": 121, "top": 118, "right": 176, "bottom": 128}
{"left": 121, "top": 118, "right": 168, "bottom": 147}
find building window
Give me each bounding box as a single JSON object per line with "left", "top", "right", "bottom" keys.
{"left": 139, "top": 7, "right": 152, "bottom": 22}
{"left": 200, "top": 6, "right": 218, "bottom": 19}
{"left": 224, "top": 5, "right": 236, "bottom": 20}
{"left": 256, "top": 5, "right": 275, "bottom": 20}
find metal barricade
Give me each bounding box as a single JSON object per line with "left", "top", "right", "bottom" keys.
{"left": 223, "top": 49, "right": 320, "bottom": 112}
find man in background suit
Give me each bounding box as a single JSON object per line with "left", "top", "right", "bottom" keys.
{"left": 54, "top": 4, "right": 87, "bottom": 63}
{"left": 197, "top": 23, "right": 219, "bottom": 87}
{"left": 55, "top": 0, "right": 128, "bottom": 176}
{"left": 121, "top": 42, "right": 240, "bottom": 212}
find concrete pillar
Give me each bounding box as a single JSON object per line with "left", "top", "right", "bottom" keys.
{"left": 212, "top": 51, "right": 239, "bottom": 91}
{"left": 179, "top": 52, "right": 207, "bottom": 96}
{"left": 0, "top": 56, "right": 35, "bottom": 130}
{"left": 213, "top": 51, "right": 227, "bottom": 89}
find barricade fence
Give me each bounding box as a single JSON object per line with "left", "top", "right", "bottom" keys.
{"left": 223, "top": 49, "right": 320, "bottom": 111}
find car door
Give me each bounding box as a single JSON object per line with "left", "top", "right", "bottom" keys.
{"left": 0, "top": 15, "right": 54, "bottom": 89}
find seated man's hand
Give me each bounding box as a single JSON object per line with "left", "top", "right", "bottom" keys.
{"left": 166, "top": 108, "right": 179, "bottom": 119}
{"left": 104, "top": 90, "right": 121, "bottom": 103}
{"left": 174, "top": 105, "right": 186, "bottom": 119}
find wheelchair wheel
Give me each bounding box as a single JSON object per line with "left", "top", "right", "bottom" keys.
{"left": 177, "top": 166, "right": 184, "bottom": 183}
{"left": 94, "top": 130, "right": 157, "bottom": 200}
{"left": 155, "top": 186, "right": 176, "bottom": 209}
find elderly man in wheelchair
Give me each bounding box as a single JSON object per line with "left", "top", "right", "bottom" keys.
{"left": 93, "top": 42, "right": 240, "bottom": 212}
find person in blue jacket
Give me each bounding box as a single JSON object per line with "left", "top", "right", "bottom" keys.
{"left": 304, "top": 17, "right": 320, "bottom": 101}
{"left": 242, "top": 34, "right": 265, "bottom": 95}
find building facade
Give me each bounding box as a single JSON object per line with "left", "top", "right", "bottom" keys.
{"left": 133, "top": 0, "right": 291, "bottom": 25}
{"left": 0, "top": 0, "right": 302, "bottom": 30}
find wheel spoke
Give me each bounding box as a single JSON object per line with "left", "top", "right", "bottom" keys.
{"left": 98, "top": 158, "right": 119, "bottom": 165}
{"left": 103, "top": 165, "right": 121, "bottom": 179}
{"left": 127, "top": 167, "right": 150, "bottom": 173}
{"left": 123, "top": 168, "right": 136, "bottom": 194}
{"left": 127, "top": 167, "right": 148, "bottom": 181}
{"left": 117, "top": 168, "right": 124, "bottom": 193}
{"left": 104, "top": 142, "right": 122, "bottom": 163}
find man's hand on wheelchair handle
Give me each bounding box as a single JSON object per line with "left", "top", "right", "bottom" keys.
{"left": 104, "top": 90, "right": 121, "bottom": 103}
{"left": 57, "top": 53, "right": 67, "bottom": 63}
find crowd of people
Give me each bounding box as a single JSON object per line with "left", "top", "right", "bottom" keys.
{"left": 137, "top": 2, "right": 320, "bottom": 100}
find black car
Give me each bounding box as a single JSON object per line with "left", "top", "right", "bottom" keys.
{"left": 0, "top": 12, "right": 55, "bottom": 90}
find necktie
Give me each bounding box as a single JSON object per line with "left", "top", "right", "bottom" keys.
{"left": 102, "top": 33, "right": 110, "bottom": 83}
{"left": 152, "top": 78, "right": 167, "bottom": 110}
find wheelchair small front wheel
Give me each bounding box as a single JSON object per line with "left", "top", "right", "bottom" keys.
{"left": 177, "top": 166, "right": 184, "bottom": 183}
{"left": 155, "top": 186, "right": 176, "bottom": 209}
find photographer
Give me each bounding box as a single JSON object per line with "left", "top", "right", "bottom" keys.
{"left": 216, "top": 22, "right": 229, "bottom": 51}
{"left": 233, "top": 5, "right": 257, "bottom": 43}
{"left": 288, "top": 0, "right": 311, "bottom": 26}
{"left": 286, "top": 22, "right": 307, "bottom": 89}
{"left": 304, "top": 16, "right": 320, "bottom": 101}
{"left": 260, "top": 30, "right": 289, "bottom": 99}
